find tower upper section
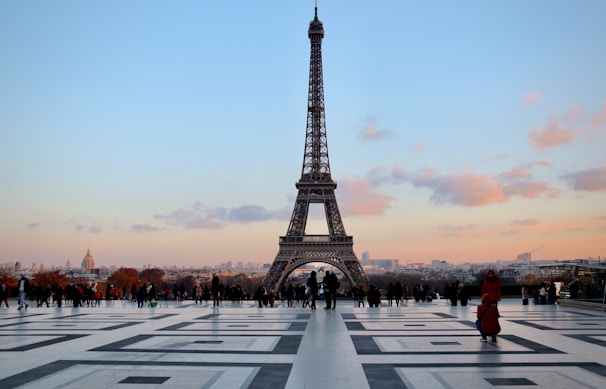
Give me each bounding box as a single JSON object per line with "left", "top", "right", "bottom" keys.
{"left": 299, "top": 7, "right": 333, "bottom": 186}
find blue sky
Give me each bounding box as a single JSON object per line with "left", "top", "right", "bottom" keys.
{"left": 1, "top": 1, "right": 605, "bottom": 269}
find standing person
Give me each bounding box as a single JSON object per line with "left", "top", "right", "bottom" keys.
{"left": 386, "top": 283, "right": 394, "bottom": 306}
{"left": 254, "top": 284, "right": 265, "bottom": 308}
{"left": 307, "top": 271, "right": 318, "bottom": 309}
{"left": 286, "top": 284, "right": 294, "bottom": 307}
{"left": 539, "top": 282, "right": 547, "bottom": 304}
{"left": 480, "top": 270, "right": 501, "bottom": 304}
{"left": 323, "top": 271, "right": 338, "bottom": 310}
{"left": 459, "top": 283, "right": 469, "bottom": 306}
{"left": 477, "top": 293, "right": 501, "bottom": 342}
{"left": 136, "top": 284, "right": 146, "bottom": 308}
{"left": 393, "top": 282, "right": 403, "bottom": 307}
{"left": 18, "top": 275, "right": 29, "bottom": 310}
{"left": 0, "top": 282, "right": 9, "bottom": 308}
{"left": 521, "top": 286, "right": 530, "bottom": 305}
{"left": 211, "top": 274, "right": 220, "bottom": 307}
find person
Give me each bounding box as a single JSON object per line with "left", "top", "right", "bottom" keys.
{"left": 393, "top": 282, "right": 403, "bottom": 307}
{"left": 480, "top": 270, "right": 501, "bottom": 304}
{"left": 477, "top": 293, "right": 501, "bottom": 342}
{"left": 386, "top": 282, "right": 394, "bottom": 306}
{"left": 459, "top": 283, "right": 469, "bottom": 306}
{"left": 211, "top": 274, "right": 220, "bottom": 307}
{"left": 539, "top": 282, "right": 547, "bottom": 304}
{"left": 1, "top": 282, "right": 10, "bottom": 308}
{"left": 323, "top": 271, "right": 339, "bottom": 310}
{"left": 548, "top": 281, "right": 557, "bottom": 304}
{"left": 286, "top": 284, "right": 294, "bottom": 307}
{"left": 307, "top": 271, "right": 318, "bottom": 309}
{"left": 254, "top": 284, "right": 265, "bottom": 308}
{"left": 135, "top": 285, "right": 146, "bottom": 308}
{"left": 521, "top": 286, "right": 530, "bottom": 305}
{"left": 18, "top": 275, "right": 29, "bottom": 310}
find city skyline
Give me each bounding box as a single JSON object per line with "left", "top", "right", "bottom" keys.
{"left": 1, "top": 1, "right": 605, "bottom": 269}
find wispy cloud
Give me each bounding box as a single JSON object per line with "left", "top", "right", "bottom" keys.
{"left": 357, "top": 112, "right": 394, "bottom": 141}
{"left": 74, "top": 224, "right": 103, "bottom": 234}
{"left": 512, "top": 218, "right": 539, "bottom": 226}
{"left": 130, "top": 224, "right": 165, "bottom": 233}
{"left": 26, "top": 222, "right": 40, "bottom": 231}
{"left": 437, "top": 223, "right": 479, "bottom": 237}
{"left": 523, "top": 91, "right": 541, "bottom": 105}
{"left": 413, "top": 140, "right": 429, "bottom": 153}
{"left": 360, "top": 125, "right": 394, "bottom": 141}
{"left": 561, "top": 167, "right": 606, "bottom": 192}
{"left": 150, "top": 202, "right": 290, "bottom": 231}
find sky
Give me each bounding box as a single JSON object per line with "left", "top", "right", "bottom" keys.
{"left": 1, "top": 1, "right": 605, "bottom": 270}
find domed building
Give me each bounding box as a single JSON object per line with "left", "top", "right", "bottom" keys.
{"left": 81, "top": 247, "right": 96, "bottom": 271}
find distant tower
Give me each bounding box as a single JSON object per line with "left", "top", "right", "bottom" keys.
{"left": 263, "top": 6, "right": 366, "bottom": 291}
{"left": 81, "top": 247, "right": 95, "bottom": 270}
{"left": 66, "top": 259, "right": 72, "bottom": 269}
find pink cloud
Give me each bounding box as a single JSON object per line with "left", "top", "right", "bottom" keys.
{"left": 409, "top": 171, "right": 508, "bottom": 206}
{"left": 524, "top": 91, "right": 541, "bottom": 104}
{"left": 393, "top": 165, "right": 559, "bottom": 206}
{"left": 528, "top": 107, "right": 585, "bottom": 150}
{"left": 561, "top": 167, "right": 606, "bottom": 192}
{"left": 360, "top": 125, "right": 394, "bottom": 141}
{"left": 534, "top": 160, "right": 552, "bottom": 167}
{"left": 529, "top": 120, "right": 573, "bottom": 150}
{"left": 413, "top": 140, "right": 429, "bottom": 152}
{"left": 337, "top": 178, "right": 395, "bottom": 215}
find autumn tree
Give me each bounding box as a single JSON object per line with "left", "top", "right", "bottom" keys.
{"left": 107, "top": 268, "right": 139, "bottom": 291}
{"left": 139, "top": 268, "right": 165, "bottom": 286}
{"left": 33, "top": 270, "right": 69, "bottom": 287}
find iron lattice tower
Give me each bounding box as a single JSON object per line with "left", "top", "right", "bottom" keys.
{"left": 263, "top": 7, "right": 367, "bottom": 291}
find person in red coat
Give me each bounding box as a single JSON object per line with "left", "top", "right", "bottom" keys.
{"left": 481, "top": 270, "right": 501, "bottom": 304}
{"left": 477, "top": 293, "right": 501, "bottom": 342}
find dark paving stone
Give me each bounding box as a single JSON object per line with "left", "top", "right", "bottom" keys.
{"left": 485, "top": 377, "right": 536, "bottom": 385}
{"left": 119, "top": 376, "right": 170, "bottom": 384}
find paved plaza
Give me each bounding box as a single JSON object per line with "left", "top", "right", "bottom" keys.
{"left": 1, "top": 297, "right": 605, "bottom": 388}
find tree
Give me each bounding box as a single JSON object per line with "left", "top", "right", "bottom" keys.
{"left": 107, "top": 268, "right": 139, "bottom": 291}
{"left": 33, "top": 270, "right": 69, "bottom": 287}
{"left": 139, "top": 268, "right": 164, "bottom": 286}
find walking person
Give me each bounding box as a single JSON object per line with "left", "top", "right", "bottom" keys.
{"left": 18, "top": 275, "right": 29, "bottom": 310}
{"left": 477, "top": 293, "right": 501, "bottom": 342}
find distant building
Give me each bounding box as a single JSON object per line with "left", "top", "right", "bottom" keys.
{"left": 81, "top": 248, "right": 96, "bottom": 270}
{"left": 517, "top": 252, "right": 531, "bottom": 264}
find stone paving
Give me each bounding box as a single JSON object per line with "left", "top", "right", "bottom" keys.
{"left": 1, "top": 297, "right": 605, "bottom": 388}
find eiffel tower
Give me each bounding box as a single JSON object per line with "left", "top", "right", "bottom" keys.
{"left": 263, "top": 6, "right": 367, "bottom": 291}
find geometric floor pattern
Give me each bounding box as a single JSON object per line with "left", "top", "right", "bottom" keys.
{"left": 1, "top": 298, "right": 605, "bottom": 388}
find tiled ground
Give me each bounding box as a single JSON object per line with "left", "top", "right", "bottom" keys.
{"left": 1, "top": 297, "right": 605, "bottom": 388}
